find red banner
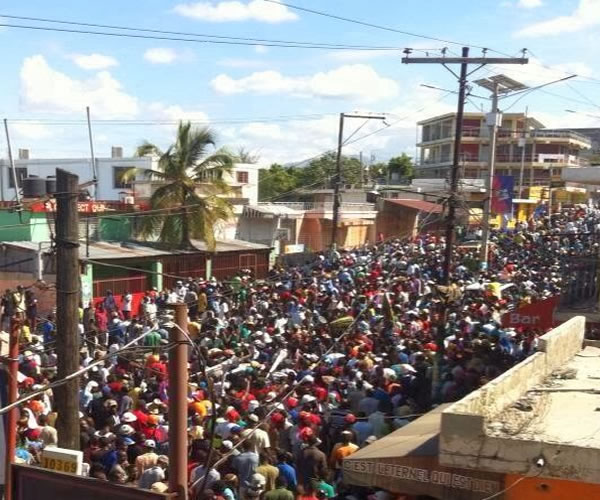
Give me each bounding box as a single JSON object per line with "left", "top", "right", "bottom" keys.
{"left": 501, "top": 295, "right": 560, "bottom": 331}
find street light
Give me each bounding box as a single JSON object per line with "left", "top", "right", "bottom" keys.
{"left": 473, "top": 74, "right": 527, "bottom": 271}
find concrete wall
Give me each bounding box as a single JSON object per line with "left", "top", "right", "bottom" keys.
{"left": 440, "top": 316, "right": 589, "bottom": 479}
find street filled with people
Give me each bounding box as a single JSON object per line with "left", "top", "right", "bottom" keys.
{"left": 7, "top": 205, "right": 600, "bottom": 500}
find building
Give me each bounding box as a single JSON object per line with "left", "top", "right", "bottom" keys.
{"left": 376, "top": 198, "right": 444, "bottom": 240}
{"left": 439, "top": 315, "right": 600, "bottom": 497}
{"left": 0, "top": 147, "right": 157, "bottom": 202}
{"left": 416, "top": 112, "right": 592, "bottom": 188}
{"left": 0, "top": 239, "right": 271, "bottom": 316}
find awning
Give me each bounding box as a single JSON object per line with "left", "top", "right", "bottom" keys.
{"left": 386, "top": 199, "right": 443, "bottom": 213}
{"left": 343, "top": 406, "right": 505, "bottom": 500}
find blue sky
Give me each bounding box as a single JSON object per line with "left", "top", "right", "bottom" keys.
{"left": 1, "top": 0, "right": 599, "bottom": 164}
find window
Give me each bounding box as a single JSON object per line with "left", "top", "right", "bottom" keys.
{"left": 8, "top": 167, "right": 27, "bottom": 188}
{"left": 236, "top": 171, "right": 249, "bottom": 183}
{"left": 113, "top": 166, "right": 133, "bottom": 189}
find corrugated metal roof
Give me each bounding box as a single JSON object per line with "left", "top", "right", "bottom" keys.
{"left": 387, "top": 199, "right": 443, "bottom": 213}
{"left": 3, "top": 238, "right": 270, "bottom": 260}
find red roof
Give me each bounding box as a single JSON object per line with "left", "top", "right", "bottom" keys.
{"left": 387, "top": 198, "right": 443, "bottom": 213}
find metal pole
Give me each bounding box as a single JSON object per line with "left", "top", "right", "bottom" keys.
{"left": 3, "top": 119, "right": 21, "bottom": 209}
{"left": 359, "top": 150, "right": 364, "bottom": 187}
{"left": 55, "top": 168, "right": 81, "bottom": 450}
{"left": 4, "top": 317, "right": 21, "bottom": 500}
{"left": 168, "top": 303, "right": 189, "bottom": 500}
{"left": 548, "top": 185, "right": 553, "bottom": 228}
{"left": 86, "top": 107, "right": 97, "bottom": 199}
{"left": 331, "top": 112, "right": 344, "bottom": 249}
{"left": 479, "top": 83, "right": 500, "bottom": 270}
{"left": 518, "top": 107, "right": 528, "bottom": 199}
{"left": 442, "top": 46, "right": 469, "bottom": 285}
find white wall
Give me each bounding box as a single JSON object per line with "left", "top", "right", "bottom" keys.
{"left": 0, "top": 156, "right": 155, "bottom": 202}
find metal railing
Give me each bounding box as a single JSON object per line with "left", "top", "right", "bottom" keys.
{"left": 266, "top": 201, "right": 376, "bottom": 211}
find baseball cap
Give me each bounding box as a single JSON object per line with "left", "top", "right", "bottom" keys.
{"left": 144, "top": 439, "right": 156, "bottom": 448}
{"left": 123, "top": 437, "right": 135, "bottom": 446}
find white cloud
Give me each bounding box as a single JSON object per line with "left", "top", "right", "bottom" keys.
{"left": 11, "top": 123, "right": 53, "bottom": 140}
{"left": 69, "top": 53, "right": 118, "bottom": 70}
{"left": 488, "top": 58, "right": 594, "bottom": 86}
{"left": 173, "top": 0, "right": 298, "bottom": 23}
{"left": 254, "top": 45, "right": 268, "bottom": 54}
{"left": 240, "top": 122, "right": 285, "bottom": 140}
{"left": 515, "top": 0, "right": 600, "bottom": 37}
{"left": 517, "top": 0, "right": 543, "bottom": 8}
{"left": 20, "top": 55, "right": 139, "bottom": 118}
{"left": 144, "top": 48, "right": 178, "bottom": 64}
{"left": 211, "top": 64, "right": 399, "bottom": 102}
{"left": 147, "top": 102, "right": 210, "bottom": 123}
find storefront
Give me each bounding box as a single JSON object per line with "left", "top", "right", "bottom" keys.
{"left": 343, "top": 406, "right": 505, "bottom": 500}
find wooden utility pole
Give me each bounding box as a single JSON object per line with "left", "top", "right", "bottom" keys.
{"left": 403, "top": 47, "right": 528, "bottom": 399}
{"left": 331, "top": 113, "right": 345, "bottom": 250}
{"left": 55, "top": 168, "right": 81, "bottom": 450}
{"left": 169, "top": 304, "right": 189, "bottom": 500}
{"left": 3, "top": 318, "right": 21, "bottom": 500}
{"left": 331, "top": 113, "right": 386, "bottom": 249}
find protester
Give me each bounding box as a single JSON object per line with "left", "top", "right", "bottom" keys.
{"left": 8, "top": 205, "right": 600, "bottom": 499}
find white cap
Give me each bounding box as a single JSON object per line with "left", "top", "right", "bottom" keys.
{"left": 144, "top": 439, "right": 156, "bottom": 448}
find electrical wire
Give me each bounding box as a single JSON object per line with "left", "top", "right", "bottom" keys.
{"left": 0, "top": 13, "right": 403, "bottom": 50}
{"left": 0, "top": 22, "right": 404, "bottom": 51}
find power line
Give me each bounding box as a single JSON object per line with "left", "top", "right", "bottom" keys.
{"left": 0, "top": 13, "right": 404, "bottom": 50}
{"left": 263, "top": 0, "right": 492, "bottom": 51}
{"left": 0, "top": 22, "right": 404, "bottom": 51}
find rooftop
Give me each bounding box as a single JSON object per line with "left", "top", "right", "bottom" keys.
{"left": 386, "top": 198, "right": 444, "bottom": 213}
{"left": 439, "top": 316, "right": 600, "bottom": 484}
{"left": 2, "top": 238, "right": 270, "bottom": 260}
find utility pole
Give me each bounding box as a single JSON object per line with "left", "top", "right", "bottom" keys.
{"left": 3, "top": 119, "right": 22, "bottom": 213}
{"left": 55, "top": 168, "right": 81, "bottom": 450}
{"left": 331, "top": 113, "right": 386, "bottom": 249}
{"left": 518, "top": 107, "right": 529, "bottom": 198}
{"left": 478, "top": 83, "right": 501, "bottom": 270}
{"left": 359, "top": 151, "right": 364, "bottom": 187}
{"left": 169, "top": 303, "right": 189, "bottom": 500}
{"left": 86, "top": 106, "right": 97, "bottom": 200}
{"left": 402, "top": 49, "right": 528, "bottom": 283}
{"left": 3, "top": 318, "right": 21, "bottom": 500}
{"left": 331, "top": 113, "right": 344, "bottom": 250}
{"left": 403, "top": 47, "right": 528, "bottom": 400}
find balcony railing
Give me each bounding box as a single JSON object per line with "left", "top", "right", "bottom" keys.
{"left": 266, "top": 201, "right": 376, "bottom": 212}
{"left": 417, "top": 154, "right": 586, "bottom": 167}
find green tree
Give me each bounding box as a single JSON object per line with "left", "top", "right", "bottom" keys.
{"left": 368, "top": 162, "right": 388, "bottom": 181}
{"left": 388, "top": 153, "right": 414, "bottom": 180}
{"left": 259, "top": 163, "right": 300, "bottom": 201}
{"left": 234, "top": 147, "right": 260, "bottom": 164}
{"left": 297, "top": 152, "right": 363, "bottom": 188}
{"left": 133, "top": 121, "right": 234, "bottom": 250}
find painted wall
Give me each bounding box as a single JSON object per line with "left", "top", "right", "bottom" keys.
{"left": 0, "top": 211, "right": 49, "bottom": 242}
{"left": 0, "top": 155, "right": 156, "bottom": 202}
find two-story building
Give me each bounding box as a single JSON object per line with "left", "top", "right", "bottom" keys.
{"left": 415, "top": 112, "right": 592, "bottom": 189}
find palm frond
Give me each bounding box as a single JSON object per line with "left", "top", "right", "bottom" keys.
{"left": 136, "top": 141, "right": 163, "bottom": 158}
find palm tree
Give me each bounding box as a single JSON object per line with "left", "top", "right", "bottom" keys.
{"left": 133, "top": 121, "right": 234, "bottom": 250}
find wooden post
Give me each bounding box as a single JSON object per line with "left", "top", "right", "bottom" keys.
{"left": 55, "top": 168, "right": 81, "bottom": 450}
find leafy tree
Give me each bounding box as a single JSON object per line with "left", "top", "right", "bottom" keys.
{"left": 388, "top": 153, "right": 414, "bottom": 180}
{"left": 259, "top": 163, "right": 300, "bottom": 201}
{"left": 234, "top": 147, "right": 260, "bottom": 164}
{"left": 368, "top": 162, "right": 389, "bottom": 181}
{"left": 298, "top": 152, "right": 363, "bottom": 188}
{"left": 133, "top": 121, "right": 234, "bottom": 250}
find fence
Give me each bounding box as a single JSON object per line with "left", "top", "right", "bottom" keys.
{"left": 93, "top": 275, "right": 148, "bottom": 298}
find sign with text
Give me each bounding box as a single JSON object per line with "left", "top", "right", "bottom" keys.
{"left": 501, "top": 295, "right": 560, "bottom": 331}
{"left": 41, "top": 447, "right": 83, "bottom": 475}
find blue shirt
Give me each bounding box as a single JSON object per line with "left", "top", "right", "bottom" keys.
{"left": 277, "top": 463, "right": 297, "bottom": 489}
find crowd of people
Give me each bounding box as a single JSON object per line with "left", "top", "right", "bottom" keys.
{"left": 7, "top": 205, "right": 600, "bottom": 500}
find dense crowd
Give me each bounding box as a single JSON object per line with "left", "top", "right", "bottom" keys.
{"left": 7, "top": 205, "right": 600, "bottom": 500}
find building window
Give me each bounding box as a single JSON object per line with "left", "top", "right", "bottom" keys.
{"left": 236, "top": 171, "right": 249, "bottom": 184}
{"left": 113, "top": 166, "right": 133, "bottom": 189}
{"left": 8, "top": 167, "right": 28, "bottom": 188}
